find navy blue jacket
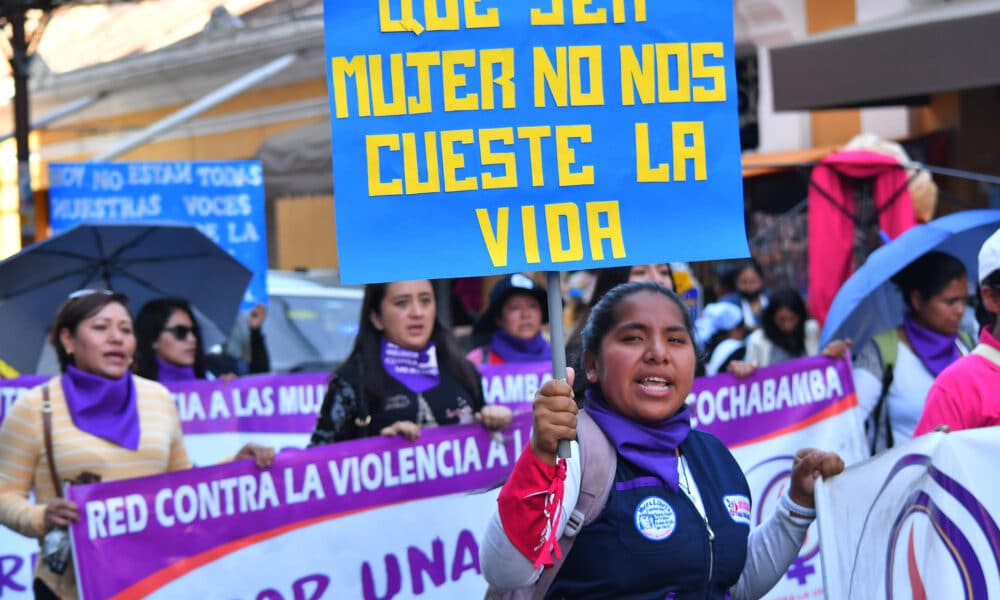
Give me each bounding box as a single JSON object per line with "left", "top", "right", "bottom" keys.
{"left": 547, "top": 430, "right": 752, "bottom": 599}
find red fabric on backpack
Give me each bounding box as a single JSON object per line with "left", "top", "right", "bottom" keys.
{"left": 807, "top": 150, "right": 918, "bottom": 325}
{"left": 497, "top": 444, "right": 565, "bottom": 568}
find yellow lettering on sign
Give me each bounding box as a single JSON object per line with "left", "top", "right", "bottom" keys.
{"left": 477, "top": 207, "right": 509, "bottom": 267}
{"left": 586, "top": 201, "right": 625, "bottom": 260}
{"left": 612, "top": 0, "right": 645, "bottom": 23}
{"left": 556, "top": 125, "right": 595, "bottom": 186}
{"left": 402, "top": 132, "right": 441, "bottom": 195}
{"left": 464, "top": 0, "right": 500, "bottom": 28}
{"left": 691, "top": 42, "right": 727, "bottom": 102}
{"left": 406, "top": 52, "right": 441, "bottom": 114}
{"left": 530, "top": 0, "right": 564, "bottom": 25}
{"left": 530, "top": 0, "right": 646, "bottom": 25}
{"left": 546, "top": 203, "right": 584, "bottom": 262}
{"left": 330, "top": 56, "right": 371, "bottom": 118}
{"left": 426, "top": 0, "right": 460, "bottom": 30}
{"left": 517, "top": 125, "right": 552, "bottom": 187}
{"left": 620, "top": 45, "right": 655, "bottom": 106}
{"left": 442, "top": 50, "right": 479, "bottom": 112}
{"left": 366, "top": 134, "right": 403, "bottom": 196}
{"left": 533, "top": 46, "right": 604, "bottom": 107}
{"left": 369, "top": 54, "right": 407, "bottom": 116}
{"left": 672, "top": 121, "right": 707, "bottom": 181}
{"left": 521, "top": 205, "right": 542, "bottom": 263}
{"left": 657, "top": 43, "right": 690, "bottom": 103}
{"left": 476, "top": 201, "right": 625, "bottom": 265}
{"left": 619, "top": 42, "right": 726, "bottom": 105}
{"left": 440, "top": 129, "right": 478, "bottom": 192}
{"left": 634, "top": 122, "right": 668, "bottom": 182}
{"left": 634, "top": 121, "right": 707, "bottom": 182}
{"left": 479, "top": 128, "right": 518, "bottom": 190}
{"left": 572, "top": 0, "right": 605, "bottom": 24}
{"left": 479, "top": 49, "right": 516, "bottom": 110}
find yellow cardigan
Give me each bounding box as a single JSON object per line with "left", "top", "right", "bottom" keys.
{"left": 0, "top": 375, "right": 190, "bottom": 598}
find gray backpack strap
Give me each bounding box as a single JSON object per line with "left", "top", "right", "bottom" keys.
{"left": 484, "top": 410, "right": 616, "bottom": 600}
{"left": 530, "top": 409, "right": 616, "bottom": 599}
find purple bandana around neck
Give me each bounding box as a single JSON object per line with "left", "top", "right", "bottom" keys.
{"left": 584, "top": 388, "right": 691, "bottom": 492}
{"left": 381, "top": 340, "right": 440, "bottom": 393}
{"left": 902, "top": 314, "right": 961, "bottom": 376}
{"left": 155, "top": 355, "right": 197, "bottom": 382}
{"left": 490, "top": 329, "right": 552, "bottom": 363}
{"left": 61, "top": 365, "right": 140, "bottom": 450}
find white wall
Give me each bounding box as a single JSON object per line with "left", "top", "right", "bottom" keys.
{"left": 735, "top": 0, "right": 812, "bottom": 152}
{"left": 739, "top": 0, "right": 949, "bottom": 152}
{"left": 756, "top": 45, "right": 812, "bottom": 151}
{"left": 855, "top": 0, "right": 915, "bottom": 141}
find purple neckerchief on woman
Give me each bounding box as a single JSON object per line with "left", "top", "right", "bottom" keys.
{"left": 584, "top": 388, "right": 691, "bottom": 492}
{"left": 156, "top": 355, "right": 197, "bottom": 382}
{"left": 903, "top": 314, "right": 961, "bottom": 376}
{"left": 382, "top": 340, "right": 440, "bottom": 393}
{"left": 490, "top": 329, "right": 552, "bottom": 363}
{"left": 61, "top": 365, "right": 140, "bottom": 450}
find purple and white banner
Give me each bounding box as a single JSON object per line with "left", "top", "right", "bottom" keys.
{"left": 688, "top": 356, "right": 869, "bottom": 600}
{"left": 0, "top": 364, "right": 545, "bottom": 598}
{"left": 67, "top": 415, "right": 530, "bottom": 600}
{"left": 479, "top": 361, "right": 552, "bottom": 407}
{"left": 1, "top": 358, "right": 864, "bottom": 599}
{"left": 0, "top": 372, "right": 328, "bottom": 436}
{"left": 816, "top": 427, "right": 1000, "bottom": 599}
{"left": 0, "top": 372, "right": 329, "bottom": 599}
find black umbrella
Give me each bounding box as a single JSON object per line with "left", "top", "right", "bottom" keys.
{"left": 0, "top": 222, "right": 252, "bottom": 373}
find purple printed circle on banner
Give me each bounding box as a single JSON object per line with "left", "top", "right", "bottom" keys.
{"left": 850, "top": 453, "right": 1000, "bottom": 599}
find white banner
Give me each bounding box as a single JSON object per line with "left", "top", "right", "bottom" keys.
{"left": 816, "top": 427, "right": 1000, "bottom": 599}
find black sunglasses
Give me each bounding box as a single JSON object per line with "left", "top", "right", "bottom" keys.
{"left": 163, "top": 325, "right": 196, "bottom": 341}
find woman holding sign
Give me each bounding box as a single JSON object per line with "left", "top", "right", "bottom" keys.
{"left": 481, "top": 282, "right": 843, "bottom": 598}
{"left": 309, "top": 279, "right": 511, "bottom": 445}
{"left": 0, "top": 291, "right": 272, "bottom": 600}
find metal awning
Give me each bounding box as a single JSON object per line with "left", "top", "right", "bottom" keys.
{"left": 770, "top": 0, "right": 1000, "bottom": 111}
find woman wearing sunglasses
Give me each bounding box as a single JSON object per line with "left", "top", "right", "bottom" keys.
{"left": 133, "top": 298, "right": 269, "bottom": 381}
{"left": 0, "top": 291, "right": 273, "bottom": 600}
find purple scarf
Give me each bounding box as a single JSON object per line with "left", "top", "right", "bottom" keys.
{"left": 903, "top": 315, "right": 961, "bottom": 376}
{"left": 585, "top": 389, "right": 692, "bottom": 492}
{"left": 155, "top": 356, "right": 197, "bottom": 382}
{"left": 490, "top": 329, "right": 552, "bottom": 363}
{"left": 381, "top": 340, "right": 440, "bottom": 393}
{"left": 61, "top": 365, "right": 140, "bottom": 450}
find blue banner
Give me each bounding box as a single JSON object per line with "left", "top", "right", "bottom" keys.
{"left": 47, "top": 161, "right": 268, "bottom": 309}
{"left": 324, "top": 0, "right": 748, "bottom": 284}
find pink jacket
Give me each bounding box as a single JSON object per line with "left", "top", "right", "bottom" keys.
{"left": 914, "top": 329, "right": 1000, "bottom": 435}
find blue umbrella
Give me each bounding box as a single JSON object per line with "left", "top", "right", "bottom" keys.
{"left": 820, "top": 209, "right": 1000, "bottom": 349}
{"left": 0, "top": 222, "right": 252, "bottom": 374}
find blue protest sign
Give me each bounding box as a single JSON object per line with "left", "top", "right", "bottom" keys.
{"left": 47, "top": 161, "right": 268, "bottom": 309}
{"left": 324, "top": 0, "right": 749, "bottom": 284}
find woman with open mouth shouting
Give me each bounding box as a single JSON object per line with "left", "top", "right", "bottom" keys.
{"left": 0, "top": 290, "right": 272, "bottom": 600}
{"left": 482, "top": 281, "right": 843, "bottom": 599}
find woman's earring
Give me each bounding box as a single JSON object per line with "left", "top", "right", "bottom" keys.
{"left": 587, "top": 370, "right": 597, "bottom": 382}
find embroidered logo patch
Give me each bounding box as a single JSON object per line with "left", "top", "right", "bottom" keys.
{"left": 634, "top": 496, "right": 677, "bottom": 541}
{"left": 723, "top": 494, "right": 752, "bottom": 525}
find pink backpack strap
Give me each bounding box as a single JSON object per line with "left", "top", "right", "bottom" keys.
{"left": 486, "top": 409, "right": 616, "bottom": 600}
